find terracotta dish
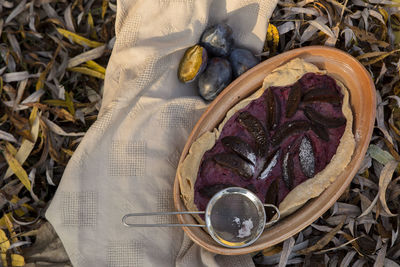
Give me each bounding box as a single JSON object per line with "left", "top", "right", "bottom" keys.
{"left": 173, "top": 46, "right": 376, "bottom": 255}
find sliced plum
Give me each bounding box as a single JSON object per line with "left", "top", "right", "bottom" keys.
{"left": 237, "top": 111, "right": 268, "bottom": 155}
{"left": 213, "top": 153, "right": 255, "bottom": 180}
{"left": 221, "top": 136, "right": 257, "bottom": 165}
{"left": 304, "top": 106, "right": 346, "bottom": 128}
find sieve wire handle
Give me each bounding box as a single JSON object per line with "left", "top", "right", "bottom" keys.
{"left": 122, "top": 211, "right": 206, "bottom": 227}
{"left": 264, "top": 204, "right": 281, "bottom": 226}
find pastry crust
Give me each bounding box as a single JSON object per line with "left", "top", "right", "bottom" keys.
{"left": 178, "top": 58, "right": 355, "bottom": 222}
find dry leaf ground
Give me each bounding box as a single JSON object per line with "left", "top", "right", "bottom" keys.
{"left": 0, "top": 0, "right": 115, "bottom": 265}
{"left": 0, "top": 0, "right": 400, "bottom": 266}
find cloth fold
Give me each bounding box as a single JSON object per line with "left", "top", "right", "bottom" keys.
{"left": 46, "top": 0, "right": 278, "bottom": 266}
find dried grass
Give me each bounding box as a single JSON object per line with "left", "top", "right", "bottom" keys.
{"left": 0, "top": 0, "right": 114, "bottom": 265}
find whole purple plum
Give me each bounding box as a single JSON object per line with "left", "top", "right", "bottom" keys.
{"left": 198, "top": 57, "right": 232, "bottom": 101}
{"left": 200, "top": 24, "right": 234, "bottom": 57}
{"left": 229, "top": 48, "right": 260, "bottom": 78}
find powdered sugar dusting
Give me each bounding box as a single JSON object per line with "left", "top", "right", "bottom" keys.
{"left": 236, "top": 218, "right": 254, "bottom": 238}
{"left": 282, "top": 152, "right": 289, "bottom": 182}
{"left": 259, "top": 150, "right": 280, "bottom": 180}
{"left": 299, "top": 135, "right": 315, "bottom": 177}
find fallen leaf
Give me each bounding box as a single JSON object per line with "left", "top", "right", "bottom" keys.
{"left": 41, "top": 117, "right": 85, "bottom": 137}
{"left": 340, "top": 251, "right": 357, "bottom": 266}
{"left": 67, "top": 45, "right": 106, "bottom": 68}
{"left": 68, "top": 66, "right": 105, "bottom": 79}
{"left": 279, "top": 237, "right": 295, "bottom": 267}
{"left": 4, "top": 107, "right": 40, "bottom": 179}
{"left": 0, "top": 254, "right": 25, "bottom": 267}
{"left": 3, "top": 149, "right": 31, "bottom": 191}
{"left": 315, "top": 234, "right": 363, "bottom": 254}
{"left": 3, "top": 71, "right": 30, "bottom": 83}
{"left": 87, "top": 12, "right": 97, "bottom": 40}
{"left": 0, "top": 130, "right": 18, "bottom": 143}
{"left": 35, "top": 44, "right": 61, "bottom": 91}
{"left": 308, "top": 19, "right": 335, "bottom": 38}
{"left": 374, "top": 242, "right": 387, "bottom": 267}
{"left": 64, "top": 4, "right": 75, "bottom": 32}
{"left": 277, "top": 22, "right": 295, "bottom": 35}
{"left": 301, "top": 16, "right": 328, "bottom": 43}
{"left": 359, "top": 49, "right": 400, "bottom": 66}
{"left": 56, "top": 28, "right": 104, "bottom": 48}
{"left": 265, "top": 23, "right": 279, "bottom": 55}
{"left": 102, "top": 0, "right": 109, "bottom": 19}
{"left": 368, "top": 144, "right": 395, "bottom": 165}
{"left": 83, "top": 60, "right": 106, "bottom": 74}
{"left": 297, "top": 221, "right": 344, "bottom": 254}
{"left": 0, "top": 229, "right": 10, "bottom": 252}
{"left": 5, "top": 0, "right": 27, "bottom": 24}
{"left": 378, "top": 160, "right": 398, "bottom": 216}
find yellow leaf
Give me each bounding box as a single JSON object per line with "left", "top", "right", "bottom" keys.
{"left": 43, "top": 99, "right": 69, "bottom": 107}
{"left": 87, "top": 12, "right": 97, "bottom": 40}
{"left": 13, "top": 208, "right": 26, "bottom": 218}
{"left": 57, "top": 28, "right": 104, "bottom": 48}
{"left": 35, "top": 71, "right": 46, "bottom": 91}
{"left": 36, "top": 45, "right": 61, "bottom": 91}
{"left": 65, "top": 91, "right": 75, "bottom": 116}
{"left": 0, "top": 215, "right": 7, "bottom": 229}
{"left": 0, "top": 229, "right": 10, "bottom": 253}
{"left": 68, "top": 67, "right": 105, "bottom": 79}
{"left": 84, "top": 60, "right": 106, "bottom": 74}
{"left": 44, "top": 97, "right": 75, "bottom": 116}
{"left": 265, "top": 23, "right": 279, "bottom": 55}
{"left": 5, "top": 142, "right": 17, "bottom": 156}
{"left": 3, "top": 214, "right": 17, "bottom": 243}
{"left": 360, "top": 169, "right": 369, "bottom": 179}
{"left": 1, "top": 254, "right": 25, "bottom": 267}
{"left": 4, "top": 107, "right": 39, "bottom": 179}
{"left": 0, "top": 213, "right": 12, "bottom": 229}
{"left": 1, "top": 254, "right": 6, "bottom": 266}
{"left": 11, "top": 195, "right": 34, "bottom": 213}
{"left": 3, "top": 150, "right": 31, "bottom": 191}
{"left": 29, "top": 105, "right": 38, "bottom": 125}
{"left": 11, "top": 254, "right": 25, "bottom": 266}
{"left": 19, "top": 25, "right": 26, "bottom": 39}
{"left": 51, "top": 107, "right": 75, "bottom": 122}
{"left": 62, "top": 148, "right": 74, "bottom": 156}
{"left": 88, "top": 12, "right": 94, "bottom": 29}
{"left": 379, "top": 8, "right": 389, "bottom": 23}
{"left": 102, "top": 0, "right": 109, "bottom": 19}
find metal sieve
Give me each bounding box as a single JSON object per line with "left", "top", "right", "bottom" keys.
{"left": 122, "top": 187, "right": 280, "bottom": 248}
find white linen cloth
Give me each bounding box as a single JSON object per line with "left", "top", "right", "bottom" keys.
{"left": 46, "top": 0, "right": 278, "bottom": 266}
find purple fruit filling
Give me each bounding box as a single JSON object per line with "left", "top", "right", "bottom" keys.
{"left": 194, "top": 73, "right": 347, "bottom": 216}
